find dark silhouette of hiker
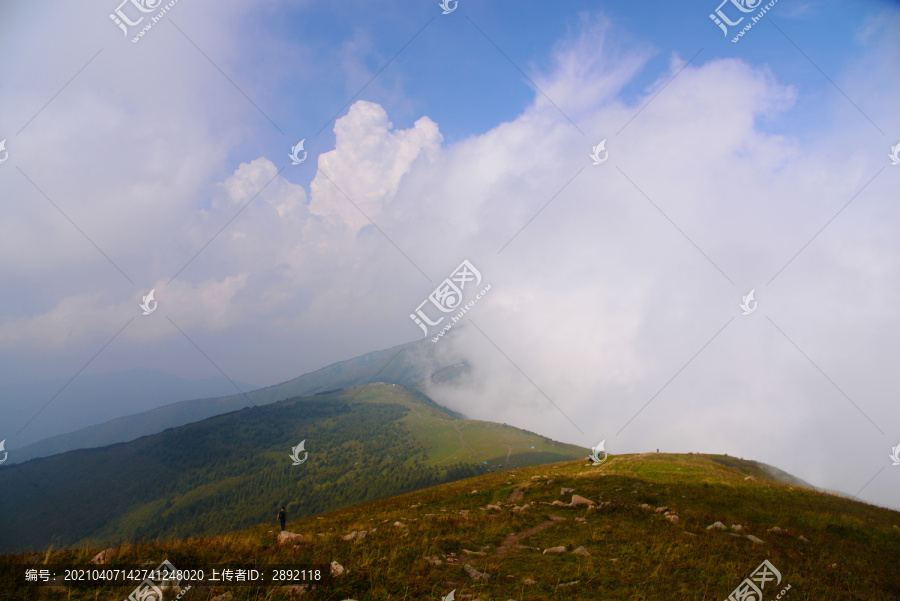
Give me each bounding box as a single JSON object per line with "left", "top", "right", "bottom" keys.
{"left": 277, "top": 506, "right": 287, "bottom": 531}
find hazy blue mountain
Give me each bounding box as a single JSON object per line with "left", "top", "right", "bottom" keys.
{"left": 2, "top": 368, "right": 257, "bottom": 450}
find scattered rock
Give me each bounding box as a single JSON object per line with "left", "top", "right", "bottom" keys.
{"left": 575, "top": 517, "right": 586, "bottom": 523}
{"left": 278, "top": 531, "right": 309, "bottom": 544}
{"left": 551, "top": 500, "right": 568, "bottom": 507}
{"left": 471, "top": 490, "right": 478, "bottom": 494}
{"left": 89, "top": 548, "right": 114, "bottom": 565}
{"left": 531, "top": 476, "right": 542, "bottom": 481}
{"left": 666, "top": 514, "right": 680, "bottom": 523}
{"left": 640, "top": 503, "right": 653, "bottom": 510}
{"left": 546, "top": 479, "right": 554, "bottom": 485}
{"left": 683, "top": 531, "right": 697, "bottom": 537}
{"left": 523, "top": 578, "right": 537, "bottom": 585}
{"left": 548, "top": 514, "right": 567, "bottom": 522}
{"left": 463, "top": 564, "right": 489, "bottom": 580}
{"left": 424, "top": 556, "right": 443, "bottom": 566}
{"left": 485, "top": 504, "right": 502, "bottom": 511}
{"left": 458, "top": 510, "right": 470, "bottom": 516}
{"left": 542, "top": 546, "right": 567, "bottom": 554}
{"left": 282, "top": 585, "right": 307, "bottom": 597}
{"left": 557, "top": 580, "right": 579, "bottom": 587}
{"left": 463, "top": 549, "right": 487, "bottom": 557}
{"left": 707, "top": 522, "right": 726, "bottom": 531}
{"left": 330, "top": 561, "right": 345, "bottom": 577}
{"left": 767, "top": 526, "right": 785, "bottom": 534}
{"left": 341, "top": 531, "right": 357, "bottom": 541}
{"left": 571, "top": 494, "right": 595, "bottom": 507}
{"left": 744, "top": 476, "right": 755, "bottom": 481}
{"left": 746, "top": 535, "right": 764, "bottom": 544}
{"left": 655, "top": 507, "right": 669, "bottom": 513}
{"left": 393, "top": 521, "right": 406, "bottom": 528}
{"left": 211, "top": 593, "right": 233, "bottom": 601}
{"left": 731, "top": 524, "right": 744, "bottom": 532}
{"left": 798, "top": 535, "right": 809, "bottom": 543}
{"left": 571, "top": 546, "right": 590, "bottom": 556}
{"left": 560, "top": 487, "right": 575, "bottom": 495}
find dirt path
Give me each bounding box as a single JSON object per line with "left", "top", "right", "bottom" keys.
{"left": 495, "top": 517, "right": 565, "bottom": 558}
{"left": 452, "top": 422, "right": 477, "bottom": 456}
{"left": 506, "top": 487, "right": 523, "bottom": 502}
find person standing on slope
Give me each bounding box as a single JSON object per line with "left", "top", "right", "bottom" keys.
{"left": 277, "top": 506, "right": 287, "bottom": 531}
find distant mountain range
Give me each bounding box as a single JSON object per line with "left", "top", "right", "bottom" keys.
{"left": 0, "top": 383, "right": 586, "bottom": 552}
{"left": 2, "top": 368, "right": 258, "bottom": 451}
{"left": 7, "top": 339, "right": 455, "bottom": 464}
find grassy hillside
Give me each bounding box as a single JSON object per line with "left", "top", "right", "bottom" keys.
{"left": 0, "top": 384, "right": 585, "bottom": 553}
{"left": 3, "top": 452, "right": 898, "bottom": 600}
{"left": 12, "top": 339, "right": 462, "bottom": 463}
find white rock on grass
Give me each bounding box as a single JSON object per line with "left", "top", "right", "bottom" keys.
{"left": 330, "top": 561, "right": 345, "bottom": 577}
{"left": 707, "top": 522, "right": 726, "bottom": 530}
{"left": 89, "top": 549, "right": 114, "bottom": 564}
{"left": 278, "top": 531, "right": 309, "bottom": 544}
{"left": 746, "top": 535, "right": 764, "bottom": 544}
{"left": 542, "top": 546, "right": 567, "bottom": 554}
{"left": 571, "top": 546, "right": 590, "bottom": 556}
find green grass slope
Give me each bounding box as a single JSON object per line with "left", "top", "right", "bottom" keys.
{"left": 4, "top": 453, "right": 897, "bottom": 600}
{"left": 0, "top": 384, "right": 585, "bottom": 553}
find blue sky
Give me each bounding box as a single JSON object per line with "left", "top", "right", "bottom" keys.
{"left": 0, "top": 0, "right": 899, "bottom": 510}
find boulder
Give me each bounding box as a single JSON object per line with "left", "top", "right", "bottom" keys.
{"left": 570, "top": 495, "right": 595, "bottom": 507}
{"left": 730, "top": 524, "right": 744, "bottom": 532}
{"left": 706, "top": 521, "right": 726, "bottom": 530}
{"left": 278, "top": 531, "right": 309, "bottom": 544}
